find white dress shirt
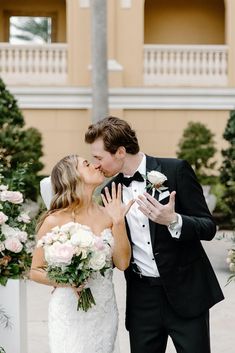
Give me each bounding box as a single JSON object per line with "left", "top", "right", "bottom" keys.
{"left": 122, "top": 153, "right": 182, "bottom": 277}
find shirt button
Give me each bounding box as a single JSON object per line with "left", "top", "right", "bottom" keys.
{"left": 152, "top": 258, "right": 155, "bottom": 261}
{"left": 142, "top": 224, "right": 145, "bottom": 228}
{"left": 147, "top": 241, "right": 150, "bottom": 244}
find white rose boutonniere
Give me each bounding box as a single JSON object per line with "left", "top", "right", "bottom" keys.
{"left": 147, "top": 171, "right": 168, "bottom": 197}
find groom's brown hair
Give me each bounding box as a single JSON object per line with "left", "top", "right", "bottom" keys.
{"left": 85, "top": 116, "right": 140, "bottom": 154}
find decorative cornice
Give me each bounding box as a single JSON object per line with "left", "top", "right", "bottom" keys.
{"left": 9, "top": 86, "right": 235, "bottom": 110}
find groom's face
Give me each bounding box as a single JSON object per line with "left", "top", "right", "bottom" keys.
{"left": 90, "top": 138, "right": 124, "bottom": 178}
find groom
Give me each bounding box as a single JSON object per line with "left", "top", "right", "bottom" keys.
{"left": 85, "top": 116, "right": 224, "bottom": 353}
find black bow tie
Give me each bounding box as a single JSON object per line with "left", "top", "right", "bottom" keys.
{"left": 119, "top": 171, "right": 144, "bottom": 187}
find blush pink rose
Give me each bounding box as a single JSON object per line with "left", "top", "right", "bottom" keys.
{"left": 5, "top": 237, "right": 23, "bottom": 253}
{"left": 1, "top": 190, "right": 23, "bottom": 204}
{"left": 94, "top": 237, "right": 105, "bottom": 251}
{"left": 45, "top": 242, "right": 74, "bottom": 266}
{"left": 0, "top": 211, "right": 8, "bottom": 225}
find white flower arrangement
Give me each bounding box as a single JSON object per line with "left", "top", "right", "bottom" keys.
{"left": 226, "top": 248, "right": 235, "bottom": 283}
{"left": 146, "top": 170, "right": 168, "bottom": 197}
{"left": 37, "top": 222, "right": 113, "bottom": 311}
{"left": 0, "top": 181, "right": 36, "bottom": 286}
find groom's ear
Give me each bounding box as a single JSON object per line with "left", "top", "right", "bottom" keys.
{"left": 115, "top": 146, "right": 126, "bottom": 159}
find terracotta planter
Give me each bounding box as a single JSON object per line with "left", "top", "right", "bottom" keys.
{"left": 0, "top": 279, "right": 27, "bottom": 353}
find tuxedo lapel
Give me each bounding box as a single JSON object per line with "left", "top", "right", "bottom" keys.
{"left": 146, "top": 155, "right": 161, "bottom": 248}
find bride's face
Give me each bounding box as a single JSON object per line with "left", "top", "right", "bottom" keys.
{"left": 76, "top": 157, "right": 105, "bottom": 186}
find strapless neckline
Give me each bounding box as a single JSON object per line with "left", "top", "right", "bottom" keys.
{"left": 72, "top": 222, "right": 112, "bottom": 238}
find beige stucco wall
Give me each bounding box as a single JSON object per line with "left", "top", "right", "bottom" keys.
{"left": 144, "top": 0, "right": 225, "bottom": 44}
{"left": 23, "top": 109, "right": 91, "bottom": 174}
{"left": 23, "top": 108, "right": 229, "bottom": 175}
{"left": 225, "top": 0, "right": 235, "bottom": 86}
{"left": 66, "top": 0, "right": 91, "bottom": 86}
{"left": 0, "top": 0, "right": 66, "bottom": 42}
{"left": 123, "top": 110, "right": 228, "bottom": 167}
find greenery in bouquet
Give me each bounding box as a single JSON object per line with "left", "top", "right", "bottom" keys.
{"left": 0, "top": 168, "right": 36, "bottom": 286}
{"left": 37, "top": 222, "right": 113, "bottom": 311}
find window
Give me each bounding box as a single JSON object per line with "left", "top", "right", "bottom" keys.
{"left": 9, "top": 16, "right": 52, "bottom": 44}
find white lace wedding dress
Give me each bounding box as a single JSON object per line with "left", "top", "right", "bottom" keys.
{"left": 48, "top": 228, "right": 119, "bottom": 353}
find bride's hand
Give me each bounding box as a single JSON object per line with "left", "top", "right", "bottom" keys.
{"left": 101, "top": 182, "right": 135, "bottom": 223}
{"left": 72, "top": 282, "right": 87, "bottom": 299}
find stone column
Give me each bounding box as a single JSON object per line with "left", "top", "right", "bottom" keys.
{"left": 90, "top": 0, "right": 109, "bottom": 122}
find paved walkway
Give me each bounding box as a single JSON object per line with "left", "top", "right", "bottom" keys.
{"left": 27, "top": 231, "right": 235, "bottom": 353}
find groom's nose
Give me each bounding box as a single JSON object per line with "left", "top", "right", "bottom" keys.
{"left": 94, "top": 163, "right": 101, "bottom": 170}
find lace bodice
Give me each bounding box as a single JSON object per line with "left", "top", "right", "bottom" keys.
{"left": 48, "top": 226, "right": 119, "bottom": 353}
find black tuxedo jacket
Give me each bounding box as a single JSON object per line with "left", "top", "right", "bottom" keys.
{"left": 103, "top": 155, "right": 224, "bottom": 320}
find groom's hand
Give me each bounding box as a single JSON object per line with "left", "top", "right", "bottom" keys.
{"left": 136, "top": 191, "right": 177, "bottom": 226}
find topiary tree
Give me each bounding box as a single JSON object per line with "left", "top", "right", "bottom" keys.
{"left": 220, "top": 110, "right": 235, "bottom": 224}
{"left": 0, "top": 77, "right": 44, "bottom": 200}
{"left": 177, "top": 121, "right": 217, "bottom": 185}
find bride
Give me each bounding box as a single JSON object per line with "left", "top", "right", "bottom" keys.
{"left": 30, "top": 154, "right": 134, "bottom": 353}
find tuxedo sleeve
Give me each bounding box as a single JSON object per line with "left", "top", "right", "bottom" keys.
{"left": 175, "top": 160, "right": 217, "bottom": 242}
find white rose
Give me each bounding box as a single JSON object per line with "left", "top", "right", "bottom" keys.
{"left": 1, "top": 224, "right": 18, "bottom": 238}
{"left": 17, "top": 213, "right": 31, "bottom": 224}
{"left": 89, "top": 251, "right": 106, "bottom": 271}
{"left": 44, "top": 233, "right": 54, "bottom": 245}
{"left": 0, "top": 211, "right": 8, "bottom": 225}
{"left": 17, "top": 231, "right": 28, "bottom": 243}
{"left": 5, "top": 237, "right": 23, "bottom": 253}
{"left": 58, "top": 234, "right": 69, "bottom": 243}
{"left": 60, "top": 222, "right": 80, "bottom": 234}
{"left": 70, "top": 228, "right": 94, "bottom": 248}
{"left": 0, "top": 190, "right": 23, "bottom": 204}
{"left": 0, "top": 184, "right": 8, "bottom": 191}
{"left": 147, "top": 171, "right": 167, "bottom": 187}
{"left": 51, "top": 226, "right": 60, "bottom": 233}
{"left": 51, "top": 232, "right": 61, "bottom": 241}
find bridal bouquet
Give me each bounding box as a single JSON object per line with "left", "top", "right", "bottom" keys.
{"left": 37, "top": 222, "right": 112, "bottom": 311}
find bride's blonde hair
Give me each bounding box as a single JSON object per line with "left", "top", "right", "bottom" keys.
{"left": 37, "top": 154, "right": 84, "bottom": 230}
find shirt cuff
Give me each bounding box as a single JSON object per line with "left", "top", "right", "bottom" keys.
{"left": 168, "top": 214, "right": 182, "bottom": 239}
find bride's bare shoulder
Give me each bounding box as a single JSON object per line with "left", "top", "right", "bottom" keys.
{"left": 37, "top": 211, "right": 66, "bottom": 237}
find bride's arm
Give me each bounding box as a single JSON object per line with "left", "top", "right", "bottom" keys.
{"left": 30, "top": 216, "right": 63, "bottom": 287}
{"left": 111, "top": 219, "right": 131, "bottom": 271}
{"left": 101, "top": 183, "right": 134, "bottom": 271}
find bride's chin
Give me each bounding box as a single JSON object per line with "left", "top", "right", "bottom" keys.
{"left": 95, "top": 177, "right": 105, "bottom": 186}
